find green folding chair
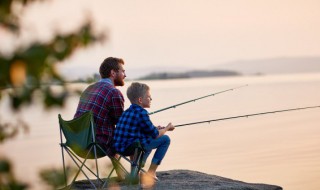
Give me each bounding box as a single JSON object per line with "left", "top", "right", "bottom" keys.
{"left": 58, "top": 111, "right": 128, "bottom": 189}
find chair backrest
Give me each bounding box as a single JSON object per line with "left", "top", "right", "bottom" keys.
{"left": 59, "top": 111, "right": 104, "bottom": 159}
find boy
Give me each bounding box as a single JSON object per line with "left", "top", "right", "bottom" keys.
{"left": 113, "top": 82, "right": 175, "bottom": 186}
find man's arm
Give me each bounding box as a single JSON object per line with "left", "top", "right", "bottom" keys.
{"left": 110, "top": 89, "right": 124, "bottom": 121}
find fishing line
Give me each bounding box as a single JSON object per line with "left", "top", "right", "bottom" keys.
{"left": 175, "top": 105, "right": 320, "bottom": 127}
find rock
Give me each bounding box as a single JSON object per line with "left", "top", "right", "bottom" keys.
{"left": 67, "top": 170, "right": 283, "bottom": 190}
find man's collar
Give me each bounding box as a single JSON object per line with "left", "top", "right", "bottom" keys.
{"left": 99, "top": 78, "right": 114, "bottom": 85}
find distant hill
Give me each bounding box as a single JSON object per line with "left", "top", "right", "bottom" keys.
{"left": 212, "top": 56, "right": 320, "bottom": 75}
{"left": 138, "top": 70, "right": 241, "bottom": 80}
{"left": 62, "top": 56, "right": 320, "bottom": 81}
{"left": 137, "top": 56, "right": 320, "bottom": 80}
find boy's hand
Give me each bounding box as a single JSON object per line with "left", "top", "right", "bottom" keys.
{"left": 166, "top": 123, "right": 175, "bottom": 131}
{"left": 157, "top": 126, "right": 166, "bottom": 130}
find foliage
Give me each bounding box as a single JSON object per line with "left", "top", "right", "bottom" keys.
{"left": 39, "top": 167, "right": 76, "bottom": 189}
{"left": 0, "top": 5, "right": 105, "bottom": 109}
{"left": 0, "top": 119, "right": 28, "bottom": 143}
{"left": 0, "top": 0, "right": 105, "bottom": 189}
{"left": 0, "top": 158, "right": 28, "bottom": 190}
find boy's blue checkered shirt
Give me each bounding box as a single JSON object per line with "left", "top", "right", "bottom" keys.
{"left": 113, "top": 104, "right": 159, "bottom": 153}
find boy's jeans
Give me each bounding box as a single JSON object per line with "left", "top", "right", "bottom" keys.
{"left": 142, "top": 135, "right": 171, "bottom": 165}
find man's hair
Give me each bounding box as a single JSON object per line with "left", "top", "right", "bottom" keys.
{"left": 99, "top": 57, "right": 124, "bottom": 78}
{"left": 127, "top": 82, "right": 150, "bottom": 104}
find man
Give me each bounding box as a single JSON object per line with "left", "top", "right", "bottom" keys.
{"left": 74, "top": 57, "right": 126, "bottom": 179}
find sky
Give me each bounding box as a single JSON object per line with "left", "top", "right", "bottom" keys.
{"left": 5, "top": 0, "right": 320, "bottom": 79}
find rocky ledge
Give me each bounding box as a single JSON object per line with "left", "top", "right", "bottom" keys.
{"left": 69, "top": 170, "right": 283, "bottom": 190}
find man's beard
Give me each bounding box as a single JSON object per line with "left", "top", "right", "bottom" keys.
{"left": 114, "top": 75, "right": 125, "bottom": 86}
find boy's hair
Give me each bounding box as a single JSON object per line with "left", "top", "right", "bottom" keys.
{"left": 127, "top": 82, "right": 150, "bottom": 104}
{"left": 99, "top": 57, "right": 124, "bottom": 78}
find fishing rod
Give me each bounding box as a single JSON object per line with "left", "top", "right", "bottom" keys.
{"left": 175, "top": 105, "right": 320, "bottom": 127}
{"left": 149, "top": 84, "right": 248, "bottom": 115}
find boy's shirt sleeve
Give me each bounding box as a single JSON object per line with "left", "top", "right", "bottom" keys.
{"left": 140, "top": 109, "right": 159, "bottom": 139}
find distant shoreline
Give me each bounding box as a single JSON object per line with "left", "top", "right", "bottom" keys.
{"left": 137, "top": 70, "right": 242, "bottom": 80}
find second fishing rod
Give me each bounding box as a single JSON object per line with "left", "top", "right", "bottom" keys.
{"left": 148, "top": 84, "right": 248, "bottom": 115}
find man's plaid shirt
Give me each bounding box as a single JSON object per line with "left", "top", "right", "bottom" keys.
{"left": 113, "top": 104, "right": 159, "bottom": 153}
{"left": 74, "top": 79, "right": 124, "bottom": 156}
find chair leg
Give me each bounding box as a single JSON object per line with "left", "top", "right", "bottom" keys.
{"left": 102, "top": 151, "right": 146, "bottom": 186}
{"left": 102, "top": 156, "right": 130, "bottom": 189}
{"left": 93, "top": 145, "right": 101, "bottom": 187}
{"left": 65, "top": 147, "right": 98, "bottom": 190}
{"left": 61, "top": 145, "right": 68, "bottom": 187}
{"left": 108, "top": 157, "right": 129, "bottom": 179}
{"left": 68, "top": 150, "right": 103, "bottom": 181}
{"left": 129, "top": 148, "right": 143, "bottom": 184}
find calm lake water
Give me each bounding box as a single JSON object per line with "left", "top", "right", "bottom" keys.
{"left": 1, "top": 73, "right": 320, "bottom": 190}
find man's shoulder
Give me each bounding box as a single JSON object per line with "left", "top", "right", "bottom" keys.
{"left": 91, "top": 82, "right": 123, "bottom": 94}
{"left": 94, "top": 81, "right": 113, "bottom": 88}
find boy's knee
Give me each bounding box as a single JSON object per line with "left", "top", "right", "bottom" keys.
{"left": 162, "top": 135, "right": 171, "bottom": 145}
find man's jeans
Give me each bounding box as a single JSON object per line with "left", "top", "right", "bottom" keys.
{"left": 143, "top": 135, "right": 171, "bottom": 165}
